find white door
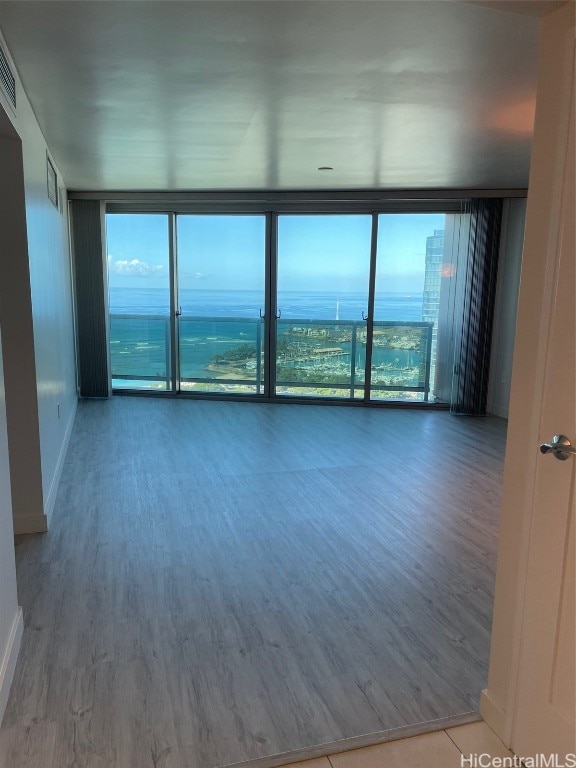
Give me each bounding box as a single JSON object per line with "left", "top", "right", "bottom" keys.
{"left": 511, "top": 11, "right": 575, "bottom": 759}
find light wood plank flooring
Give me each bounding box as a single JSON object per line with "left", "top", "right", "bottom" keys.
{"left": 0, "top": 398, "right": 507, "bottom": 768}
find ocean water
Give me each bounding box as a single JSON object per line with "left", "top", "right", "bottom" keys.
{"left": 109, "top": 287, "right": 424, "bottom": 321}
{"left": 109, "top": 288, "right": 429, "bottom": 384}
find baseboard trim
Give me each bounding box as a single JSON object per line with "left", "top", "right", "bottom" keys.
{"left": 44, "top": 396, "right": 77, "bottom": 526}
{"left": 220, "top": 711, "right": 482, "bottom": 768}
{"left": 13, "top": 513, "right": 48, "bottom": 535}
{"left": 0, "top": 607, "right": 23, "bottom": 726}
{"left": 480, "top": 689, "right": 508, "bottom": 745}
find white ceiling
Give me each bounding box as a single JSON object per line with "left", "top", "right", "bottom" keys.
{"left": 0, "top": 1, "right": 542, "bottom": 191}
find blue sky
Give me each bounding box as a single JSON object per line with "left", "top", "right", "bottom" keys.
{"left": 106, "top": 213, "right": 445, "bottom": 295}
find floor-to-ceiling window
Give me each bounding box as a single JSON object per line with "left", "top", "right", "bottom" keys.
{"left": 275, "top": 215, "right": 371, "bottom": 399}
{"left": 371, "top": 213, "right": 446, "bottom": 402}
{"left": 107, "top": 213, "right": 172, "bottom": 390}
{"left": 176, "top": 215, "right": 266, "bottom": 395}
{"left": 104, "top": 204, "right": 479, "bottom": 405}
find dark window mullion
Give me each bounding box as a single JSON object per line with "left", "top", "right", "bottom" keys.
{"left": 364, "top": 212, "right": 379, "bottom": 402}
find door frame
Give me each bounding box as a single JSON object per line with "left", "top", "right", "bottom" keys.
{"left": 479, "top": 1, "right": 575, "bottom": 749}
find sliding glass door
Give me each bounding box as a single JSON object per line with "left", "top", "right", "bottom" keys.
{"left": 176, "top": 215, "right": 266, "bottom": 395}
{"left": 275, "top": 215, "right": 372, "bottom": 399}
{"left": 105, "top": 207, "right": 465, "bottom": 404}
{"left": 107, "top": 214, "right": 172, "bottom": 390}
{"left": 371, "top": 214, "right": 447, "bottom": 402}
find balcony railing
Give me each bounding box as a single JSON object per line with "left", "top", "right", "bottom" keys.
{"left": 109, "top": 314, "right": 172, "bottom": 389}
{"left": 109, "top": 314, "right": 433, "bottom": 399}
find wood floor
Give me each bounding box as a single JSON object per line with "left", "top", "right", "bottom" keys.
{"left": 0, "top": 398, "right": 507, "bottom": 768}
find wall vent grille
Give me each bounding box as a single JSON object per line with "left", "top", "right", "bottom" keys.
{"left": 0, "top": 42, "right": 16, "bottom": 108}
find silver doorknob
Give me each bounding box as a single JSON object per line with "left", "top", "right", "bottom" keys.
{"left": 539, "top": 434, "right": 576, "bottom": 461}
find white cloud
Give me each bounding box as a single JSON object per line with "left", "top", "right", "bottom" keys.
{"left": 179, "top": 270, "right": 207, "bottom": 280}
{"left": 108, "top": 257, "right": 164, "bottom": 276}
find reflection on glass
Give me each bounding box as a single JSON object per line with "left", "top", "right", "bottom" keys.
{"left": 371, "top": 214, "right": 446, "bottom": 401}
{"left": 370, "top": 322, "right": 432, "bottom": 398}
{"left": 276, "top": 215, "right": 371, "bottom": 398}
{"left": 107, "top": 214, "right": 171, "bottom": 390}
{"left": 176, "top": 216, "right": 266, "bottom": 394}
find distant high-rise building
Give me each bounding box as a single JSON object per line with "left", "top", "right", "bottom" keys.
{"left": 422, "top": 229, "right": 445, "bottom": 391}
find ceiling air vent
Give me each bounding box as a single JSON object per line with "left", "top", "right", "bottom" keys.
{"left": 0, "top": 42, "right": 16, "bottom": 108}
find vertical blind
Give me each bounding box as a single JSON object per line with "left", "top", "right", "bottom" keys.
{"left": 451, "top": 198, "right": 503, "bottom": 415}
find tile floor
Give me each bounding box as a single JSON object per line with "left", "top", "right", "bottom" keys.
{"left": 286, "top": 722, "right": 513, "bottom": 768}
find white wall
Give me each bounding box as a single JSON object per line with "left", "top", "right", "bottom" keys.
{"left": 0, "top": 116, "right": 24, "bottom": 728}
{"left": 487, "top": 198, "right": 526, "bottom": 418}
{"left": 0, "top": 29, "right": 77, "bottom": 532}
{"left": 0, "top": 25, "right": 76, "bottom": 720}
{"left": 0, "top": 311, "right": 23, "bottom": 725}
